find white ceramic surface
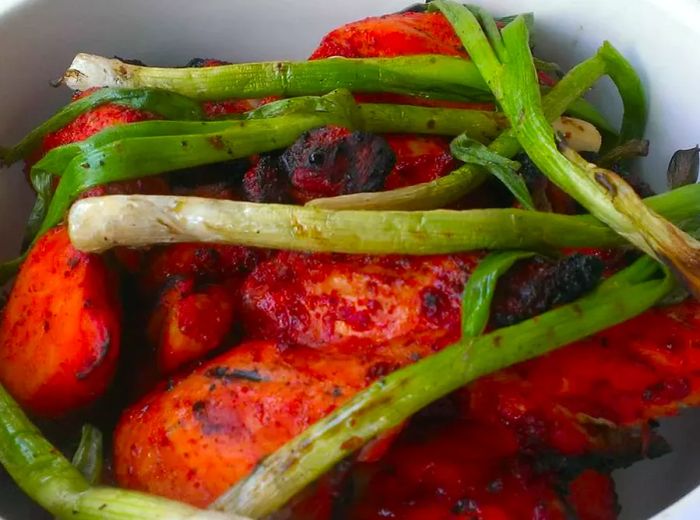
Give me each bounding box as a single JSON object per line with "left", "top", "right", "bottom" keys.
{"left": 1, "top": 0, "right": 699, "bottom": 518}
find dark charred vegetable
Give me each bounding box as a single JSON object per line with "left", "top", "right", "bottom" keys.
{"left": 599, "top": 138, "right": 649, "bottom": 168}
{"left": 667, "top": 145, "right": 700, "bottom": 189}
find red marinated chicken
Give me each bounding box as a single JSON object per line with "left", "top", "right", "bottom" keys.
{"left": 113, "top": 247, "right": 689, "bottom": 508}
{"left": 241, "top": 251, "right": 479, "bottom": 349}
{"left": 318, "top": 417, "right": 620, "bottom": 520}
{"left": 0, "top": 227, "right": 121, "bottom": 417}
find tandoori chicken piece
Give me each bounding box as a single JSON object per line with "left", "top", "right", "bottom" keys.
{"left": 464, "top": 298, "right": 700, "bottom": 456}
{"left": 0, "top": 226, "right": 121, "bottom": 417}
{"left": 147, "top": 276, "right": 241, "bottom": 374}
{"left": 315, "top": 416, "right": 620, "bottom": 520}
{"left": 241, "top": 251, "right": 603, "bottom": 350}
{"left": 114, "top": 337, "right": 451, "bottom": 507}
{"left": 310, "top": 11, "right": 467, "bottom": 60}
{"left": 241, "top": 251, "right": 480, "bottom": 349}
{"left": 137, "top": 244, "right": 267, "bottom": 373}
{"left": 140, "top": 242, "right": 264, "bottom": 293}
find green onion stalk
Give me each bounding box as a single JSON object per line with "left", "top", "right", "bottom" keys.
{"left": 431, "top": 1, "right": 700, "bottom": 297}
{"left": 60, "top": 53, "right": 607, "bottom": 125}
{"left": 28, "top": 92, "right": 503, "bottom": 180}
{"left": 31, "top": 93, "right": 505, "bottom": 175}
{"left": 62, "top": 53, "right": 491, "bottom": 101}
{"left": 212, "top": 256, "right": 673, "bottom": 517}
{"left": 66, "top": 184, "right": 700, "bottom": 255}
{"left": 71, "top": 425, "right": 103, "bottom": 485}
{"left": 0, "top": 381, "right": 248, "bottom": 520}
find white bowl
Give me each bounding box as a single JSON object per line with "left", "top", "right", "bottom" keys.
{"left": 1, "top": 0, "right": 699, "bottom": 518}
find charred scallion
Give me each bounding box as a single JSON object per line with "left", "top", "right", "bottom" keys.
{"left": 66, "top": 184, "right": 700, "bottom": 255}
{"left": 62, "top": 53, "right": 491, "bottom": 102}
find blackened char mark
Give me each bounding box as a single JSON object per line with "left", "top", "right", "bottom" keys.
{"left": 490, "top": 253, "right": 604, "bottom": 327}
{"left": 205, "top": 366, "right": 265, "bottom": 382}
{"left": 280, "top": 126, "right": 395, "bottom": 202}
{"left": 75, "top": 332, "right": 111, "bottom": 380}
{"left": 242, "top": 154, "right": 292, "bottom": 203}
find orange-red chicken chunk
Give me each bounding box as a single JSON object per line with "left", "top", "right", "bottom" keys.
{"left": 0, "top": 227, "right": 121, "bottom": 417}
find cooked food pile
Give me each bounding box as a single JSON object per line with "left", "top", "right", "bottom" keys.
{"left": 1, "top": 2, "right": 700, "bottom": 519}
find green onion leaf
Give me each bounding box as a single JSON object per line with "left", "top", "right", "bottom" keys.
{"left": 461, "top": 250, "right": 535, "bottom": 336}
{"left": 71, "top": 424, "right": 103, "bottom": 485}
{"left": 450, "top": 134, "right": 535, "bottom": 209}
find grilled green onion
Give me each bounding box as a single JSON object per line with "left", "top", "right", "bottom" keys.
{"left": 66, "top": 184, "right": 700, "bottom": 255}
{"left": 62, "top": 53, "right": 490, "bottom": 102}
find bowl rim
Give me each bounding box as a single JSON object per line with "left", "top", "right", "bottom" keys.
{"left": 1, "top": 0, "right": 700, "bottom": 518}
